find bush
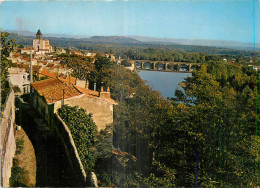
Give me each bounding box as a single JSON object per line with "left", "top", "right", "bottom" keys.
{"left": 13, "top": 86, "right": 21, "bottom": 93}
{"left": 57, "top": 105, "right": 97, "bottom": 172}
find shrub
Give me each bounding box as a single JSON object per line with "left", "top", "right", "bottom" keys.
{"left": 57, "top": 105, "right": 97, "bottom": 172}
{"left": 13, "top": 86, "right": 21, "bottom": 93}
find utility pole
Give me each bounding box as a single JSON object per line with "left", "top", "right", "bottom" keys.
{"left": 62, "top": 89, "right": 64, "bottom": 106}
{"left": 30, "top": 48, "right": 33, "bottom": 83}
{"left": 69, "top": 72, "right": 70, "bottom": 85}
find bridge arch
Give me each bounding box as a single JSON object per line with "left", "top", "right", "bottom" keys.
{"left": 143, "top": 62, "right": 153, "bottom": 70}
{"left": 166, "top": 64, "right": 175, "bottom": 71}
{"left": 135, "top": 61, "right": 142, "bottom": 69}
{"left": 179, "top": 64, "right": 190, "bottom": 72}
{"left": 155, "top": 62, "right": 165, "bottom": 71}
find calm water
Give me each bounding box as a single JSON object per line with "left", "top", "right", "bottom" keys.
{"left": 138, "top": 70, "right": 191, "bottom": 98}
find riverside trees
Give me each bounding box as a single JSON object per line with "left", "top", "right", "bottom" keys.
{"left": 57, "top": 51, "right": 259, "bottom": 186}
{"left": 110, "top": 60, "right": 259, "bottom": 186}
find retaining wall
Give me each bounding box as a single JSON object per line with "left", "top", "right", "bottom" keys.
{"left": 0, "top": 91, "right": 16, "bottom": 187}
{"left": 51, "top": 113, "right": 87, "bottom": 186}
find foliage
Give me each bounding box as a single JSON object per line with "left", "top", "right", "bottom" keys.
{"left": 107, "top": 58, "right": 259, "bottom": 186}
{"left": 9, "top": 158, "right": 28, "bottom": 187}
{"left": 21, "top": 52, "right": 30, "bottom": 58}
{"left": 58, "top": 53, "right": 114, "bottom": 90}
{"left": 135, "top": 161, "right": 175, "bottom": 187}
{"left": 15, "top": 138, "right": 24, "bottom": 155}
{"left": 163, "top": 62, "right": 260, "bottom": 186}
{"left": 93, "top": 125, "right": 113, "bottom": 159}
{"left": 1, "top": 32, "right": 16, "bottom": 104}
{"left": 13, "top": 86, "right": 21, "bottom": 93}
{"left": 57, "top": 105, "right": 97, "bottom": 172}
{"left": 10, "top": 137, "right": 28, "bottom": 187}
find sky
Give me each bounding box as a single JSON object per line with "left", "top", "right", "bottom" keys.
{"left": 1, "top": 0, "right": 260, "bottom": 43}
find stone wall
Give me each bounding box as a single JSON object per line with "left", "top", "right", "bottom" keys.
{"left": 0, "top": 91, "right": 16, "bottom": 187}
{"left": 54, "top": 94, "right": 113, "bottom": 131}
{"left": 51, "top": 113, "right": 87, "bottom": 186}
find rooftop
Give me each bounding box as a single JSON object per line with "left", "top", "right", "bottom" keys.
{"left": 31, "top": 78, "right": 82, "bottom": 103}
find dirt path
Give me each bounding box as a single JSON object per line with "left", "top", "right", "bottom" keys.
{"left": 16, "top": 100, "right": 74, "bottom": 186}
{"left": 15, "top": 127, "right": 37, "bottom": 187}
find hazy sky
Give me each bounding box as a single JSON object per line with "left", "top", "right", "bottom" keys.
{"left": 1, "top": 0, "right": 260, "bottom": 43}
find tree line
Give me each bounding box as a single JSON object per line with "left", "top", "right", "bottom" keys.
{"left": 58, "top": 50, "right": 260, "bottom": 186}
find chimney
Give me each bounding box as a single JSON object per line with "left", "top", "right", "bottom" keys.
{"left": 30, "top": 48, "right": 33, "bottom": 83}
{"left": 99, "top": 86, "right": 111, "bottom": 99}
{"left": 86, "top": 80, "right": 89, "bottom": 89}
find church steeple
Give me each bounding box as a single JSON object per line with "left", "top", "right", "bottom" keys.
{"left": 36, "top": 29, "right": 42, "bottom": 40}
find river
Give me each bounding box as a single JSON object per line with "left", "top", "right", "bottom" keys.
{"left": 138, "top": 70, "right": 192, "bottom": 98}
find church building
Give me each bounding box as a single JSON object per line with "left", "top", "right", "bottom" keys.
{"left": 33, "top": 29, "right": 53, "bottom": 53}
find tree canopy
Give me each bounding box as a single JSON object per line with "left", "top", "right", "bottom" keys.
{"left": 1, "top": 32, "right": 16, "bottom": 104}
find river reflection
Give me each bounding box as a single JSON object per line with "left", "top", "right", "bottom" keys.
{"left": 138, "top": 70, "right": 191, "bottom": 98}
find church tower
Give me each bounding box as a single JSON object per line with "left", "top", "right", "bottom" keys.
{"left": 33, "top": 29, "right": 53, "bottom": 53}
{"left": 36, "top": 29, "right": 42, "bottom": 40}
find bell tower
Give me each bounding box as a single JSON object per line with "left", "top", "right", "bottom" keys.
{"left": 36, "top": 29, "right": 42, "bottom": 40}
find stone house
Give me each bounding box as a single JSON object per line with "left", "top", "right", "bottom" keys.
{"left": 31, "top": 77, "right": 117, "bottom": 131}
{"left": 8, "top": 67, "right": 30, "bottom": 93}
{"left": 21, "top": 47, "right": 34, "bottom": 54}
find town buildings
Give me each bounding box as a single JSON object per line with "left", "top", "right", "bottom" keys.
{"left": 8, "top": 30, "right": 119, "bottom": 130}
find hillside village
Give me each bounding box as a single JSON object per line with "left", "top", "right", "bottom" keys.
{"left": 1, "top": 30, "right": 122, "bottom": 187}
{"left": 8, "top": 30, "right": 117, "bottom": 131}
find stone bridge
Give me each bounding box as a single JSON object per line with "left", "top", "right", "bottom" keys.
{"left": 118, "top": 59, "right": 200, "bottom": 72}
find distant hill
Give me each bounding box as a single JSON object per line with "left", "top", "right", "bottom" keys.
{"left": 5, "top": 31, "right": 259, "bottom": 58}
{"left": 130, "top": 36, "right": 260, "bottom": 51}
{"left": 5, "top": 30, "right": 92, "bottom": 39}
{"left": 5, "top": 30, "right": 260, "bottom": 50}
{"left": 90, "top": 36, "right": 140, "bottom": 44}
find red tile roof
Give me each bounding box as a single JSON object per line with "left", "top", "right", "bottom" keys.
{"left": 74, "top": 86, "right": 99, "bottom": 97}
{"left": 46, "top": 63, "right": 54, "bottom": 68}
{"left": 57, "top": 75, "right": 77, "bottom": 85}
{"left": 36, "top": 69, "right": 117, "bottom": 104}
{"left": 13, "top": 52, "right": 21, "bottom": 57}
{"left": 31, "top": 78, "right": 82, "bottom": 103}
{"left": 21, "top": 58, "right": 30, "bottom": 61}
{"left": 39, "top": 69, "right": 57, "bottom": 78}
{"left": 24, "top": 47, "right": 33, "bottom": 50}
{"left": 75, "top": 86, "right": 117, "bottom": 104}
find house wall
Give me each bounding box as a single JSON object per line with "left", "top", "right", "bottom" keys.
{"left": 8, "top": 69, "right": 30, "bottom": 94}
{"left": 54, "top": 95, "right": 113, "bottom": 131}
{"left": 31, "top": 89, "right": 54, "bottom": 125}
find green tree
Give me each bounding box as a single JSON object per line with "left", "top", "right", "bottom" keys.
{"left": 1, "top": 32, "right": 16, "bottom": 104}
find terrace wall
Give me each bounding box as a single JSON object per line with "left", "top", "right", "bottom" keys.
{"left": 0, "top": 91, "right": 16, "bottom": 187}
{"left": 51, "top": 113, "right": 87, "bottom": 186}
